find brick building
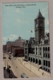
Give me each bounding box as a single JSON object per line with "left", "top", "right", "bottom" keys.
{"left": 6, "top": 37, "right": 25, "bottom": 57}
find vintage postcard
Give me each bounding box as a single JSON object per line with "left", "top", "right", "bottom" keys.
{"left": 1, "top": 1, "right": 51, "bottom": 78}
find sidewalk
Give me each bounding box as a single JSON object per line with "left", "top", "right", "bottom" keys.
{"left": 3, "top": 67, "right": 17, "bottom": 78}
{"left": 4, "top": 67, "right": 9, "bottom": 78}
{"left": 16, "top": 58, "right": 51, "bottom": 77}
{"left": 3, "top": 54, "right": 38, "bottom": 78}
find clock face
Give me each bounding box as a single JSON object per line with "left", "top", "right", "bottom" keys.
{"left": 36, "top": 23, "right": 38, "bottom": 27}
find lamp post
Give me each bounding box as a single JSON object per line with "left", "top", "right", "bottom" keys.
{"left": 30, "top": 59, "right": 31, "bottom": 71}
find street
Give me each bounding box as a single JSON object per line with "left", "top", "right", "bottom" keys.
{"left": 3, "top": 53, "right": 38, "bottom": 78}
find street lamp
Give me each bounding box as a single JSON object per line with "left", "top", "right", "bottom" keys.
{"left": 30, "top": 60, "right": 31, "bottom": 71}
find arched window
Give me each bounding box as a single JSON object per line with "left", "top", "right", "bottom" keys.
{"left": 31, "top": 58, "right": 32, "bottom": 62}
{"left": 29, "top": 57, "right": 30, "bottom": 61}
{"left": 39, "top": 60, "right": 41, "bottom": 65}
{"left": 33, "top": 58, "right": 35, "bottom": 63}
{"left": 36, "top": 59, "right": 38, "bottom": 63}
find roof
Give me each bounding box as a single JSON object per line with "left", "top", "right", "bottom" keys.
{"left": 6, "top": 37, "right": 25, "bottom": 47}
{"left": 29, "top": 37, "right": 35, "bottom": 44}
{"left": 35, "top": 9, "right": 44, "bottom": 21}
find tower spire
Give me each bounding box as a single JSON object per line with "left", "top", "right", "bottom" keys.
{"left": 38, "top": 9, "right": 43, "bottom": 18}
{"left": 39, "top": 9, "right": 40, "bottom": 12}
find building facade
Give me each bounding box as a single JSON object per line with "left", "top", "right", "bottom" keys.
{"left": 6, "top": 37, "right": 25, "bottom": 57}
{"left": 34, "top": 9, "right": 45, "bottom": 45}
{"left": 24, "top": 10, "right": 50, "bottom": 73}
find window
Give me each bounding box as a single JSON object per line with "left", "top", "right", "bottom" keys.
{"left": 44, "top": 53, "right": 46, "bottom": 57}
{"left": 25, "top": 48, "right": 27, "bottom": 50}
{"left": 44, "top": 60, "right": 46, "bottom": 66}
{"left": 40, "top": 47, "right": 41, "bottom": 50}
{"left": 43, "top": 47, "right": 44, "bottom": 51}
{"left": 46, "top": 47, "right": 47, "bottom": 51}
{"left": 31, "top": 48, "right": 35, "bottom": 54}
{"left": 48, "top": 61, "right": 50, "bottom": 67}
{"left": 48, "top": 54, "right": 50, "bottom": 58}
{"left": 36, "top": 47, "right": 37, "bottom": 50}
{"left": 43, "top": 60, "right": 45, "bottom": 65}
{"left": 46, "top": 61, "right": 47, "bottom": 66}
{"left": 43, "top": 53, "right": 45, "bottom": 57}
{"left": 43, "top": 67, "right": 45, "bottom": 70}
{"left": 25, "top": 56, "right": 27, "bottom": 59}
{"left": 48, "top": 69, "right": 50, "bottom": 73}
{"left": 43, "top": 47, "right": 46, "bottom": 51}
{"left": 48, "top": 47, "right": 50, "bottom": 51}
{"left": 25, "top": 51, "right": 27, "bottom": 54}
{"left": 45, "top": 68, "right": 47, "bottom": 71}
{"left": 46, "top": 53, "right": 47, "bottom": 58}
{"left": 40, "top": 52, "right": 41, "bottom": 55}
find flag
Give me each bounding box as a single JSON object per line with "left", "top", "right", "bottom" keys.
{"left": 31, "top": 30, "right": 33, "bottom": 33}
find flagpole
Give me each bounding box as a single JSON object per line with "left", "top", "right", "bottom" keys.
{"left": 30, "top": 30, "right": 33, "bottom": 38}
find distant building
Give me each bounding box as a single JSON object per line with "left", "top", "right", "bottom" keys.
{"left": 24, "top": 10, "right": 50, "bottom": 73}
{"left": 11, "top": 46, "right": 24, "bottom": 57}
{"left": 3, "top": 45, "right": 7, "bottom": 53}
{"left": 6, "top": 37, "right": 25, "bottom": 57}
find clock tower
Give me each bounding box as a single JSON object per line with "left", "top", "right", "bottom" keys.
{"left": 34, "top": 9, "right": 45, "bottom": 45}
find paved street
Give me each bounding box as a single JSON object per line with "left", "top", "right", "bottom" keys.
{"left": 3, "top": 53, "right": 51, "bottom": 78}
{"left": 3, "top": 53, "right": 38, "bottom": 78}
{"left": 16, "top": 57, "right": 51, "bottom": 77}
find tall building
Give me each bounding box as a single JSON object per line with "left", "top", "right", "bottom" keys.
{"left": 24, "top": 10, "right": 50, "bottom": 73}
{"left": 34, "top": 10, "right": 45, "bottom": 45}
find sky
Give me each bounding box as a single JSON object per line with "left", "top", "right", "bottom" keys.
{"left": 2, "top": 2, "right": 49, "bottom": 45}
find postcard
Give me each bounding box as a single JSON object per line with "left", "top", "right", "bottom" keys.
{"left": 0, "top": 0, "right": 53, "bottom": 80}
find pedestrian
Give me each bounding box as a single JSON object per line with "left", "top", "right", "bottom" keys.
{"left": 42, "top": 72, "right": 44, "bottom": 75}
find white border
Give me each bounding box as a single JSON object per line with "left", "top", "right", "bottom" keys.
{"left": 0, "top": 0, "right": 53, "bottom": 80}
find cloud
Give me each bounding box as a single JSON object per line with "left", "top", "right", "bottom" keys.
{"left": 16, "top": 9, "right": 23, "bottom": 14}
{"left": 3, "top": 34, "right": 18, "bottom": 42}
{"left": 27, "top": 31, "right": 30, "bottom": 33}
{"left": 42, "top": 6, "right": 48, "bottom": 12}
{"left": 45, "top": 29, "right": 49, "bottom": 33}
{"left": 42, "top": 6, "right": 48, "bottom": 16}
{"left": 9, "top": 34, "right": 18, "bottom": 40}
{"left": 45, "top": 19, "right": 49, "bottom": 25}
{"left": 17, "top": 19, "right": 25, "bottom": 24}
{"left": 16, "top": 9, "right": 20, "bottom": 13}
{"left": 2, "top": 37, "right": 7, "bottom": 41}
{"left": 17, "top": 19, "right": 21, "bottom": 23}
{"left": 17, "top": 18, "right": 30, "bottom": 25}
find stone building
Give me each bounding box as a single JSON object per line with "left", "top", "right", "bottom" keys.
{"left": 24, "top": 10, "right": 50, "bottom": 73}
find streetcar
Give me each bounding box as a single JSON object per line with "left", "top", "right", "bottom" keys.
{"left": 21, "top": 73, "right": 28, "bottom": 78}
